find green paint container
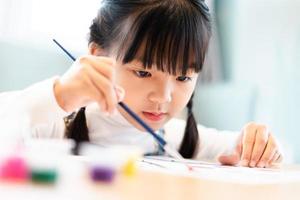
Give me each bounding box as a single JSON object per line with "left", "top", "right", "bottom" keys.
{"left": 30, "top": 169, "right": 58, "bottom": 184}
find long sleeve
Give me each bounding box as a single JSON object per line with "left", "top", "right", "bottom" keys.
{"left": 0, "top": 77, "right": 70, "bottom": 140}
{"left": 164, "top": 118, "right": 240, "bottom": 162}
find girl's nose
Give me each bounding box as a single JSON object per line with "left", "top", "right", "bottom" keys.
{"left": 148, "top": 81, "right": 172, "bottom": 104}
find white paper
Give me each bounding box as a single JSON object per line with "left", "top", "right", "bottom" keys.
{"left": 138, "top": 156, "right": 300, "bottom": 184}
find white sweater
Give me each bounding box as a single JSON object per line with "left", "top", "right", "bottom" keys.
{"left": 0, "top": 77, "right": 239, "bottom": 162}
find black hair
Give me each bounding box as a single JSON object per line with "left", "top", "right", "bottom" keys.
{"left": 65, "top": 0, "right": 211, "bottom": 158}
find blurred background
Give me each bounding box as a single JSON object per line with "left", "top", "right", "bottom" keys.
{"left": 0, "top": 0, "right": 299, "bottom": 162}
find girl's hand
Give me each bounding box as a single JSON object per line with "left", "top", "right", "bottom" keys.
{"left": 218, "top": 122, "right": 283, "bottom": 168}
{"left": 54, "top": 55, "right": 125, "bottom": 114}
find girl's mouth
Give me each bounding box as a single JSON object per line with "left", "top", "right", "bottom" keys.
{"left": 142, "top": 112, "right": 166, "bottom": 122}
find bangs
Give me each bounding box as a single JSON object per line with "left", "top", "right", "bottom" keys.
{"left": 115, "top": 2, "right": 211, "bottom": 76}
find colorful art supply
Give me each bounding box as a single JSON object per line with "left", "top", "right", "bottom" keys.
{"left": 90, "top": 165, "right": 116, "bottom": 182}
{"left": 79, "top": 143, "right": 142, "bottom": 182}
{"left": 0, "top": 156, "right": 29, "bottom": 181}
{"left": 30, "top": 168, "right": 58, "bottom": 184}
{"left": 23, "top": 139, "right": 72, "bottom": 184}
{"left": 122, "top": 158, "right": 137, "bottom": 177}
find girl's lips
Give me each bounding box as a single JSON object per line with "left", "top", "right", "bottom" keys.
{"left": 142, "top": 112, "right": 166, "bottom": 122}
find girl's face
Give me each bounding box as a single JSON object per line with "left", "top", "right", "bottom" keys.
{"left": 89, "top": 44, "right": 199, "bottom": 131}
{"left": 115, "top": 59, "right": 198, "bottom": 131}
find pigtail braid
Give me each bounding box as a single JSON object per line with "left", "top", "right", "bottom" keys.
{"left": 179, "top": 94, "right": 199, "bottom": 158}
{"left": 64, "top": 107, "right": 90, "bottom": 143}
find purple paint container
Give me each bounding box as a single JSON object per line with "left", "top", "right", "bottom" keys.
{"left": 90, "top": 166, "right": 116, "bottom": 182}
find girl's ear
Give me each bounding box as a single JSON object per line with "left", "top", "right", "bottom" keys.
{"left": 88, "top": 42, "right": 107, "bottom": 56}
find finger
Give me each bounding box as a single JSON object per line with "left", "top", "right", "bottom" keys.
{"left": 91, "top": 88, "right": 107, "bottom": 114}
{"left": 267, "top": 151, "right": 280, "bottom": 167}
{"left": 218, "top": 152, "right": 240, "bottom": 166}
{"left": 87, "top": 56, "right": 116, "bottom": 81}
{"left": 270, "top": 151, "right": 283, "bottom": 165}
{"left": 86, "top": 66, "right": 118, "bottom": 114}
{"left": 249, "top": 126, "right": 269, "bottom": 167}
{"left": 82, "top": 73, "right": 108, "bottom": 113}
{"left": 80, "top": 55, "right": 115, "bottom": 66}
{"left": 240, "top": 123, "right": 257, "bottom": 166}
{"left": 276, "top": 154, "right": 283, "bottom": 163}
{"left": 114, "top": 85, "right": 125, "bottom": 102}
{"left": 218, "top": 132, "right": 243, "bottom": 166}
{"left": 257, "top": 135, "right": 277, "bottom": 168}
{"left": 94, "top": 56, "right": 116, "bottom": 65}
{"left": 78, "top": 55, "right": 116, "bottom": 82}
{"left": 235, "top": 132, "right": 243, "bottom": 156}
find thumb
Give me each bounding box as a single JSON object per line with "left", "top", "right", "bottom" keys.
{"left": 218, "top": 132, "right": 243, "bottom": 166}
{"left": 218, "top": 151, "right": 240, "bottom": 166}
{"left": 114, "top": 85, "right": 125, "bottom": 102}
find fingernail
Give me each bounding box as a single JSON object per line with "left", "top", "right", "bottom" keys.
{"left": 114, "top": 86, "right": 125, "bottom": 102}
{"left": 257, "top": 162, "right": 265, "bottom": 168}
{"left": 240, "top": 160, "right": 249, "bottom": 167}
{"left": 249, "top": 161, "right": 256, "bottom": 168}
{"left": 265, "top": 163, "right": 270, "bottom": 168}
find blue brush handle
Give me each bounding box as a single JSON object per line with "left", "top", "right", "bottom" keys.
{"left": 118, "top": 102, "right": 166, "bottom": 146}
{"left": 53, "top": 39, "right": 76, "bottom": 61}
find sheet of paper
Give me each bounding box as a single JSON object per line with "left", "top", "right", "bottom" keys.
{"left": 138, "top": 156, "right": 300, "bottom": 184}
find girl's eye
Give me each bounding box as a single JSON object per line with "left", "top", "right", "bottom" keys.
{"left": 134, "top": 70, "right": 152, "bottom": 78}
{"left": 176, "top": 76, "right": 192, "bottom": 82}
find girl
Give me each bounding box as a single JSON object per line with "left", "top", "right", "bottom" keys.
{"left": 0, "top": 0, "right": 282, "bottom": 168}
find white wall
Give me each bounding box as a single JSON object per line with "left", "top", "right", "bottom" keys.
{"left": 0, "top": 0, "right": 101, "bottom": 51}
{"left": 0, "top": 0, "right": 101, "bottom": 90}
